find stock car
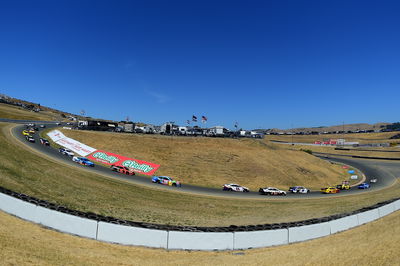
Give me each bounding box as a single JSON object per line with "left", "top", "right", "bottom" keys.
{"left": 39, "top": 138, "right": 50, "bottom": 146}
{"left": 72, "top": 156, "right": 95, "bottom": 167}
{"left": 358, "top": 183, "right": 370, "bottom": 189}
{"left": 223, "top": 184, "right": 250, "bottom": 192}
{"left": 288, "top": 186, "right": 310, "bottom": 194}
{"left": 321, "top": 186, "right": 340, "bottom": 194}
{"left": 110, "top": 165, "right": 136, "bottom": 176}
{"left": 22, "top": 130, "right": 30, "bottom": 136}
{"left": 336, "top": 181, "right": 350, "bottom": 190}
{"left": 152, "top": 176, "right": 181, "bottom": 187}
{"left": 25, "top": 135, "right": 35, "bottom": 143}
{"left": 370, "top": 178, "right": 378, "bottom": 183}
{"left": 259, "top": 187, "right": 287, "bottom": 196}
{"left": 59, "top": 148, "right": 74, "bottom": 157}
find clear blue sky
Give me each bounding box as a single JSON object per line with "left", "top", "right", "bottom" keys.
{"left": 1, "top": 0, "right": 399, "bottom": 129}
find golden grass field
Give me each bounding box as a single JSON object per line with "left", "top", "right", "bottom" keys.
{"left": 56, "top": 129, "right": 349, "bottom": 190}
{"left": 268, "top": 131, "right": 400, "bottom": 144}
{"left": 1, "top": 122, "right": 399, "bottom": 227}
{"left": 0, "top": 209, "right": 399, "bottom": 265}
{"left": 0, "top": 103, "right": 60, "bottom": 121}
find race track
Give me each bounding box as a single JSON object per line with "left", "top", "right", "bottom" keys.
{"left": 9, "top": 121, "right": 400, "bottom": 199}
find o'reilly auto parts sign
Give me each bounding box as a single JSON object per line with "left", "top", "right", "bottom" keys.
{"left": 88, "top": 150, "right": 160, "bottom": 175}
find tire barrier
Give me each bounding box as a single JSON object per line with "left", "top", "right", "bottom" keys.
{"left": 0, "top": 185, "right": 399, "bottom": 250}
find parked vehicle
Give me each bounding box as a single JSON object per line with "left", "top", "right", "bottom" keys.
{"left": 358, "top": 183, "right": 370, "bottom": 189}
{"left": 152, "top": 176, "right": 181, "bottom": 187}
{"left": 259, "top": 187, "right": 286, "bottom": 196}
{"left": 59, "top": 148, "right": 74, "bottom": 157}
{"left": 110, "top": 165, "right": 136, "bottom": 175}
{"left": 321, "top": 186, "right": 340, "bottom": 194}
{"left": 222, "top": 184, "right": 249, "bottom": 192}
{"left": 288, "top": 186, "right": 310, "bottom": 194}
{"left": 39, "top": 138, "right": 50, "bottom": 146}
{"left": 72, "top": 156, "right": 95, "bottom": 167}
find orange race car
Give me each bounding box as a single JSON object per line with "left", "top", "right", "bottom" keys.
{"left": 110, "top": 165, "right": 136, "bottom": 176}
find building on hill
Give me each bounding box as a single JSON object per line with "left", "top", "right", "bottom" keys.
{"left": 78, "top": 120, "right": 118, "bottom": 131}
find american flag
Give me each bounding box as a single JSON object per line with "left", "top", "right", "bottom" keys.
{"left": 192, "top": 115, "right": 197, "bottom": 122}
{"left": 201, "top": 116, "right": 207, "bottom": 123}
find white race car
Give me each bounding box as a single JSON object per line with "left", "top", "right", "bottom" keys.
{"left": 288, "top": 186, "right": 310, "bottom": 194}
{"left": 259, "top": 187, "right": 287, "bottom": 196}
{"left": 59, "top": 148, "right": 74, "bottom": 157}
{"left": 223, "top": 184, "right": 250, "bottom": 192}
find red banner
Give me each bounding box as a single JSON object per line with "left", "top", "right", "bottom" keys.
{"left": 87, "top": 150, "right": 160, "bottom": 176}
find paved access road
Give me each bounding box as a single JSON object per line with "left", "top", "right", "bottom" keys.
{"left": 10, "top": 121, "right": 400, "bottom": 199}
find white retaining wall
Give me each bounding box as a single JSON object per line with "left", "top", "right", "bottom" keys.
{"left": 233, "top": 229, "right": 288, "bottom": 249}
{"left": 35, "top": 206, "right": 98, "bottom": 239}
{"left": 288, "top": 222, "right": 331, "bottom": 243}
{"left": 168, "top": 231, "right": 234, "bottom": 250}
{"left": 0, "top": 192, "right": 399, "bottom": 250}
{"left": 97, "top": 222, "right": 168, "bottom": 249}
{"left": 329, "top": 215, "right": 359, "bottom": 234}
{"left": 357, "top": 209, "right": 380, "bottom": 225}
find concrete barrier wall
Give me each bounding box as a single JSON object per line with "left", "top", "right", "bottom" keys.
{"left": 35, "top": 206, "right": 98, "bottom": 239}
{"left": 288, "top": 222, "right": 331, "bottom": 243}
{"left": 329, "top": 215, "right": 359, "bottom": 234}
{"left": 97, "top": 222, "right": 168, "bottom": 249}
{"left": 0, "top": 192, "right": 399, "bottom": 250}
{"left": 168, "top": 231, "right": 234, "bottom": 250}
{"left": 0, "top": 193, "right": 37, "bottom": 222}
{"left": 234, "top": 229, "right": 288, "bottom": 249}
{"left": 394, "top": 199, "right": 400, "bottom": 211}
{"left": 357, "top": 209, "right": 380, "bottom": 225}
{"left": 378, "top": 203, "right": 395, "bottom": 217}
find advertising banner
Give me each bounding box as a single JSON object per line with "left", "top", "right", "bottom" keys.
{"left": 88, "top": 150, "right": 160, "bottom": 175}
{"left": 47, "top": 130, "right": 66, "bottom": 142}
{"left": 47, "top": 130, "right": 96, "bottom": 156}
{"left": 56, "top": 138, "right": 97, "bottom": 156}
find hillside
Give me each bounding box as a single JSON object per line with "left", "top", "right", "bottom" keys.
{"left": 57, "top": 129, "right": 349, "bottom": 189}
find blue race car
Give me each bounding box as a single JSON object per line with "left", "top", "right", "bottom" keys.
{"left": 72, "top": 156, "right": 95, "bottom": 167}
{"left": 358, "top": 183, "right": 370, "bottom": 189}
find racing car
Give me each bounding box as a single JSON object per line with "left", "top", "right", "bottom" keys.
{"left": 110, "top": 165, "right": 136, "bottom": 175}
{"left": 223, "top": 184, "right": 250, "bottom": 192}
{"left": 320, "top": 186, "right": 340, "bottom": 194}
{"left": 358, "top": 183, "right": 370, "bottom": 189}
{"left": 72, "top": 156, "right": 95, "bottom": 167}
{"left": 25, "top": 135, "right": 35, "bottom": 143}
{"left": 259, "top": 187, "right": 286, "bottom": 196}
{"left": 152, "top": 176, "right": 181, "bottom": 187}
{"left": 370, "top": 178, "right": 378, "bottom": 183}
{"left": 336, "top": 180, "right": 350, "bottom": 190}
{"left": 39, "top": 138, "right": 50, "bottom": 146}
{"left": 59, "top": 148, "right": 74, "bottom": 157}
{"left": 22, "top": 130, "right": 30, "bottom": 136}
{"left": 288, "top": 186, "right": 310, "bottom": 194}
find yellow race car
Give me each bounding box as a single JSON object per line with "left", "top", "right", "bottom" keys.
{"left": 321, "top": 186, "right": 340, "bottom": 194}
{"left": 22, "top": 130, "right": 30, "bottom": 136}
{"left": 28, "top": 129, "right": 35, "bottom": 134}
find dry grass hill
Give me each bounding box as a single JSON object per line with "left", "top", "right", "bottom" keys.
{"left": 58, "top": 129, "right": 348, "bottom": 190}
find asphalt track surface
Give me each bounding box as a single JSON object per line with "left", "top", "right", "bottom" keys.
{"left": 8, "top": 120, "right": 400, "bottom": 200}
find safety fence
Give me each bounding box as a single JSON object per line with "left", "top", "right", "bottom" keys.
{"left": 0, "top": 186, "right": 399, "bottom": 250}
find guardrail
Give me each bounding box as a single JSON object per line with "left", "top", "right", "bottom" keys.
{"left": 0, "top": 186, "right": 399, "bottom": 250}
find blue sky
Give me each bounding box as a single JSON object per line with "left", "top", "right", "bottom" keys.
{"left": 1, "top": 0, "right": 399, "bottom": 129}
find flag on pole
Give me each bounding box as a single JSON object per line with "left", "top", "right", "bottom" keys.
{"left": 192, "top": 115, "right": 197, "bottom": 122}
{"left": 186, "top": 120, "right": 191, "bottom": 125}
{"left": 234, "top": 122, "right": 238, "bottom": 128}
{"left": 201, "top": 116, "right": 207, "bottom": 123}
